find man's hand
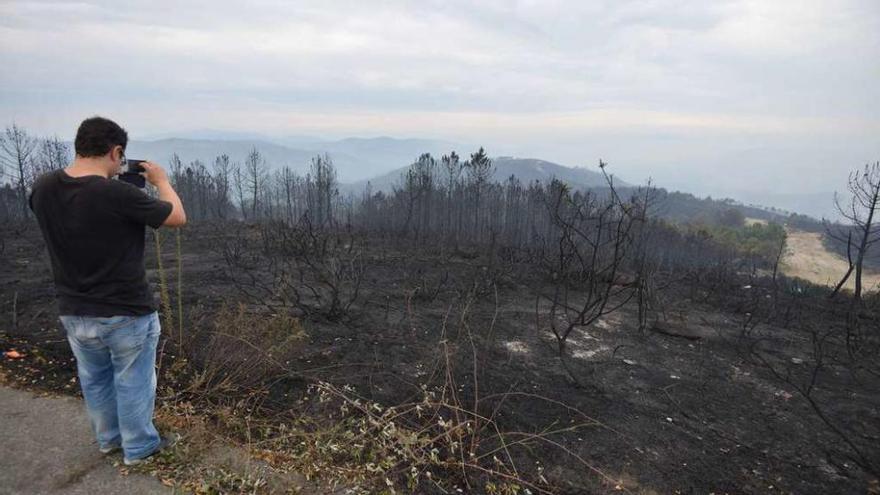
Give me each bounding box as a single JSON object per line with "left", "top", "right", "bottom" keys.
{"left": 140, "top": 161, "right": 170, "bottom": 187}
{"left": 138, "top": 161, "right": 187, "bottom": 227}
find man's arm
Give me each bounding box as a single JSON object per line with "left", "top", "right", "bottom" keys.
{"left": 141, "top": 161, "right": 187, "bottom": 227}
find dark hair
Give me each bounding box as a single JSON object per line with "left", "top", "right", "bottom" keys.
{"left": 74, "top": 116, "right": 128, "bottom": 158}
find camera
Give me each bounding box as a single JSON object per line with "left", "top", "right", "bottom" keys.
{"left": 118, "top": 159, "right": 146, "bottom": 188}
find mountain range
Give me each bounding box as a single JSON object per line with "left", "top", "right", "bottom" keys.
{"left": 126, "top": 133, "right": 461, "bottom": 182}
{"left": 343, "top": 156, "right": 620, "bottom": 194}
{"left": 123, "top": 136, "right": 613, "bottom": 193}
{"left": 120, "top": 132, "right": 835, "bottom": 220}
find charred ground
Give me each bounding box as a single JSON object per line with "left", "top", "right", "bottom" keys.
{"left": 2, "top": 217, "right": 878, "bottom": 494}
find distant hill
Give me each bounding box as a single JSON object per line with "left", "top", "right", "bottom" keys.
{"left": 725, "top": 190, "right": 839, "bottom": 221}
{"left": 345, "top": 156, "right": 624, "bottom": 194}
{"left": 315, "top": 137, "right": 462, "bottom": 173}
{"left": 125, "top": 138, "right": 333, "bottom": 174}
{"left": 138, "top": 129, "right": 321, "bottom": 144}
{"left": 647, "top": 189, "right": 790, "bottom": 225}
{"left": 120, "top": 135, "right": 824, "bottom": 227}
{"left": 493, "top": 157, "right": 627, "bottom": 188}
{"left": 125, "top": 135, "right": 462, "bottom": 182}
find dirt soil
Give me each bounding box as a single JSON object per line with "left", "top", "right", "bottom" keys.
{"left": 1, "top": 223, "right": 878, "bottom": 494}
{"left": 782, "top": 227, "right": 880, "bottom": 292}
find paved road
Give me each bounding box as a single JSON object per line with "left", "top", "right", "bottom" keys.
{"left": 0, "top": 385, "right": 170, "bottom": 495}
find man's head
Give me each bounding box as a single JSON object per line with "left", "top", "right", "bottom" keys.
{"left": 74, "top": 116, "right": 128, "bottom": 176}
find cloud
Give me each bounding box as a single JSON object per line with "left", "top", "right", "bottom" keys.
{"left": 2, "top": 1, "right": 876, "bottom": 117}
{"left": 0, "top": 0, "right": 877, "bottom": 200}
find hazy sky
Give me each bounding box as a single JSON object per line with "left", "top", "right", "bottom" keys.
{"left": 1, "top": 0, "right": 878, "bottom": 204}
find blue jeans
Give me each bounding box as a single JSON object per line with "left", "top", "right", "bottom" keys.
{"left": 60, "top": 311, "right": 162, "bottom": 462}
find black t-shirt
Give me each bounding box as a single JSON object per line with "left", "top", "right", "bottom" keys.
{"left": 28, "top": 169, "right": 173, "bottom": 317}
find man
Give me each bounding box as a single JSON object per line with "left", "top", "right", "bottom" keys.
{"left": 28, "top": 116, "right": 186, "bottom": 466}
